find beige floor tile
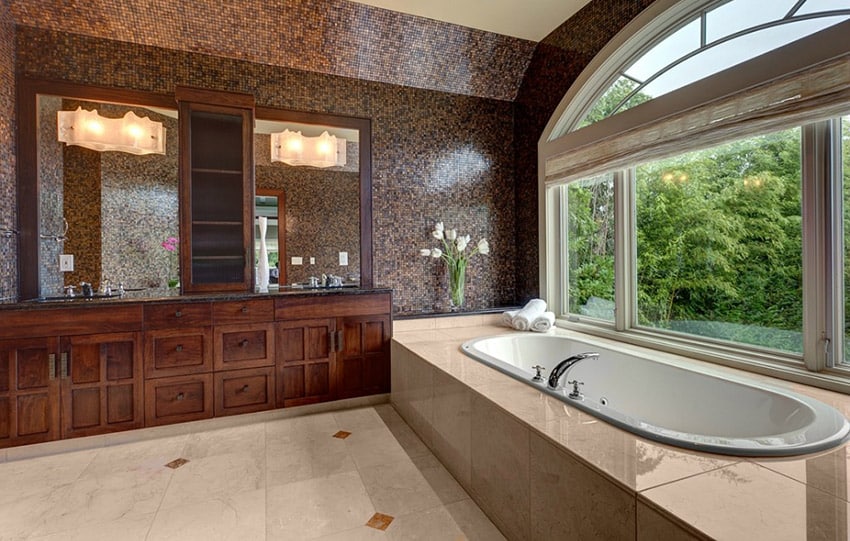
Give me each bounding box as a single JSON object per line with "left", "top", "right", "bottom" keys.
{"left": 412, "top": 454, "right": 469, "bottom": 505}
{"left": 345, "top": 426, "right": 411, "bottom": 470}
{"left": 386, "top": 505, "right": 467, "bottom": 540}
{"left": 266, "top": 435, "right": 356, "bottom": 487}
{"left": 181, "top": 423, "right": 265, "bottom": 460}
{"left": 147, "top": 488, "right": 265, "bottom": 541}
{"left": 333, "top": 406, "right": 389, "bottom": 432}
{"left": 359, "top": 459, "right": 443, "bottom": 517}
{"left": 444, "top": 498, "right": 508, "bottom": 540}
{"left": 0, "top": 484, "right": 72, "bottom": 541}
{"left": 28, "top": 467, "right": 173, "bottom": 537}
{"left": 314, "top": 524, "right": 390, "bottom": 540}
{"left": 266, "top": 470, "right": 376, "bottom": 540}
{"left": 159, "top": 450, "right": 265, "bottom": 510}
{"left": 265, "top": 411, "right": 340, "bottom": 446}
{"left": 26, "top": 512, "right": 155, "bottom": 541}
{"left": 80, "top": 435, "right": 188, "bottom": 479}
{"left": 0, "top": 448, "right": 98, "bottom": 504}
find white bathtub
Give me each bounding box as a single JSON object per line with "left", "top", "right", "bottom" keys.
{"left": 461, "top": 333, "right": 850, "bottom": 456}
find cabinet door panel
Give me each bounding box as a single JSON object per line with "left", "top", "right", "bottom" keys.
{"left": 336, "top": 315, "right": 390, "bottom": 399}
{"left": 61, "top": 332, "right": 143, "bottom": 438}
{"left": 0, "top": 338, "right": 60, "bottom": 448}
{"left": 276, "top": 319, "right": 334, "bottom": 407}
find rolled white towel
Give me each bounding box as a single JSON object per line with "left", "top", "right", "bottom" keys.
{"left": 500, "top": 310, "right": 519, "bottom": 327}
{"left": 512, "top": 299, "right": 547, "bottom": 331}
{"left": 530, "top": 311, "right": 555, "bottom": 333}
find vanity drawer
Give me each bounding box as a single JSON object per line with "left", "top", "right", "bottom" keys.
{"left": 144, "top": 328, "right": 213, "bottom": 378}
{"left": 213, "top": 323, "right": 275, "bottom": 370}
{"left": 144, "top": 303, "right": 212, "bottom": 330}
{"left": 213, "top": 300, "right": 274, "bottom": 325}
{"left": 214, "top": 367, "right": 274, "bottom": 416}
{"left": 145, "top": 373, "right": 213, "bottom": 426}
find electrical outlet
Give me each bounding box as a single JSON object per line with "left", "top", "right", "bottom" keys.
{"left": 309, "top": 257, "right": 315, "bottom": 265}
{"left": 339, "top": 251, "right": 348, "bottom": 266}
{"left": 59, "top": 254, "right": 74, "bottom": 272}
{"left": 292, "top": 256, "right": 303, "bottom": 265}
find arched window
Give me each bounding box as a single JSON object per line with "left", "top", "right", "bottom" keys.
{"left": 540, "top": 0, "right": 850, "bottom": 391}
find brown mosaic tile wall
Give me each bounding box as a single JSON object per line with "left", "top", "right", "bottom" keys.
{"left": 8, "top": 0, "right": 535, "bottom": 102}
{"left": 16, "top": 27, "right": 518, "bottom": 313}
{"left": 0, "top": 0, "right": 15, "bottom": 302}
{"left": 62, "top": 142, "right": 102, "bottom": 290}
{"left": 513, "top": 0, "right": 656, "bottom": 303}
{"left": 38, "top": 95, "right": 63, "bottom": 296}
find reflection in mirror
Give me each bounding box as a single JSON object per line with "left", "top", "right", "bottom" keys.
{"left": 36, "top": 96, "right": 178, "bottom": 297}
{"left": 255, "top": 189, "right": 285, "bottom": 287}
{"left": 254, "top": 118, "right": 361, "bottom": 287}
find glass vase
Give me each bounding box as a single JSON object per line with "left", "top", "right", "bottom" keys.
{"left": 448, "top": 259, "right": 467, "bottom": 311}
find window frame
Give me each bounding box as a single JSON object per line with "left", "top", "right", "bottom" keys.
{"left": 540, "top": 3, "right": 850, "bottom": 394}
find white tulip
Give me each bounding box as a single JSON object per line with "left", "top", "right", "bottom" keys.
{"left": 431, "top": 248, "right": 443, "bottom": 258}
{"left": 446, "top": 229, "right": 457, "bottom": 241}
{"left": 434, "top": 222, "right": 444, "bottom": 233}
{"left": 432, "top": 229, "right": 444, "bottom": 240}
{"left": 420, "top": 249, "right": 432, "bottom": 257}
{"left": 456, "top": 235, "right": 470, "bottom": 252}
{"left": 477, "top": 238, "right": 490, "bottom": 255}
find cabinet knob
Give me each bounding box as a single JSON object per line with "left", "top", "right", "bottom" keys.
{"left": 175, "top": 310, "right": 182, "bottom": 318}
{"left": 176, "top": 344, "right": 183, "bottom": 352}
{"left": 241, "top": 306, "right": 249, "bottom": 313}
{"left": 176, "top": 392, "right": 185, "bottom": 401}
{"left": 240, "top": 339, "right": 249, "bottom": 348}
{"left": 241, "top": 384, "right": 249, "bottom": 393}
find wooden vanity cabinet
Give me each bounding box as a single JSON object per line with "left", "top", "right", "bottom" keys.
{"left": 0, "top": 337, "right": 60, "bottom": 448}
{"left": 177, "top": 87, "right": 255, "bottom": 293}
{"left": 143, "top": 302, "right": 214, "bottom": 426}
{"left": 275, "top": 293, "right": 392, "bottom": 406}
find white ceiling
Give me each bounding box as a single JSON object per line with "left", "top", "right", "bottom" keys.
{"left": 347, "top": 0, "right": 593, "bottom": 41}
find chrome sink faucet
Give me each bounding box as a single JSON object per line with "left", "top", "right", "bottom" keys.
{"left": 547, "top": 352, "right": 599, "bottom": 390}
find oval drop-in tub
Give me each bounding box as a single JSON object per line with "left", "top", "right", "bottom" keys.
{"left": 461, "top": 333, "right": 850, "bottom": 456}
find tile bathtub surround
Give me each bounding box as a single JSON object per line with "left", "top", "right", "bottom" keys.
{"left": 392, "top": 319, "right": 850, "bottom": 540}
{"left": 15, "top": 26, "right": 518, "bottom": 313}
{"left": 0, "top": 404, "right": 505, "bottom": 540}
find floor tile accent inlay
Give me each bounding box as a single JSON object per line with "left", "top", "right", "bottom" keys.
{"left": 366, "top": 512, "right": 394, "bottom": 531}
{"left": 164, "top": 458, "right": 189, "bottom": 469}
{"left": 333, "top": 430, "right": 352, "bottom": 439}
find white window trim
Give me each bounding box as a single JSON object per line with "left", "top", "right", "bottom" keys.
{"left": 539, "top": 5, "right": 850, "bottom": 394}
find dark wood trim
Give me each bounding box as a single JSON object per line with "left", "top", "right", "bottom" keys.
{"left": 175, "top": 86, "right": 255, "bottom": 109}
{"left": 254, "top": 107, "right": 373, "bottom": 289}
{"left": 15, "top": 78, "right": 177, "bottom": 301}
{"left": 256, "top": 188, "right": 286, "bottom": 286}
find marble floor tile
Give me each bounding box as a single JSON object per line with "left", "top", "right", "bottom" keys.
{"left": 266, "top": 470, "right": 376, "bottom": 540}
{"left": 0, "top": 406, "right": 501, "bottom": 541}
{"left": 159, "top": 450, "right": 265, "bottom": 510}
{"left": 358, "top": 459, "right": 443, "bottom": 516}
{"left": 147, "top": 488, "right": 266, "bottom": 541}
{"left": 26, "top": 512, "right": 155, "bottom": 541}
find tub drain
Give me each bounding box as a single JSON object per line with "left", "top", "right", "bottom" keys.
{"left": 599, "top": 397, "right": 609, "bottom": 406}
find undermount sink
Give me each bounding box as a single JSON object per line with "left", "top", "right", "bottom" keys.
{"left": 39, "top": 293, "right": 121, "bottom": 301}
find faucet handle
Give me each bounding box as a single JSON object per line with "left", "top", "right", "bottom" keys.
{"left": 567, "top": 380, "right": 584, "bottom": 400}
{"left": 63, "top": 285, "right": 76, "bottom": 298}
{"left": 531, "top": 365, "right": 546, "bottom": 382}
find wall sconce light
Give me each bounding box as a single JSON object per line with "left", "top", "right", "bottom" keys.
{"left": 57, "top": 107, "right": 166, "bottom": 155}
{"left": 270, "top": 129, "right": 346, "bottom": 168}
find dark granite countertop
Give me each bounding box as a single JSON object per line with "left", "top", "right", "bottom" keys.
{"left": 2, "top": 286, "right": 393, "bottom": 311}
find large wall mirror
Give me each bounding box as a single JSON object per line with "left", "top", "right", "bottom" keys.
{"left": 16, "top": 79, "right": 373, "bottom": 301}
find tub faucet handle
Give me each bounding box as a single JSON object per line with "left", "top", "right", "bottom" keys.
{"left": 567, "top": 380, "right": 584, "bottom": 400}
{"left": 531, "top": 365, "right": 545, "bottom": 382}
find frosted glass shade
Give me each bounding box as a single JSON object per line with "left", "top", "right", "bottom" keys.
{"left": 57, "top": 107, "right": 165, "bottom": 155}
{"left": 271, "top": 129, "right": 346, "bottom": 168}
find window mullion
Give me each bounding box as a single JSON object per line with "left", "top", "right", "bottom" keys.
{"left": 802, "top": 122, "right": 831, "bottom": 371}
{"left": 828, "top": 118, "right": 844, "bottom": 368}
{"left": 614, "top": 169, "right": 635, "bottom": 331}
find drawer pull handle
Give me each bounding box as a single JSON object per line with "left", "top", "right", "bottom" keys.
{"left": 241, "top": 306, "right": 249, "bottom": 313}
{"left": 241, "top": 384, "right": 249, "bottom": 393}
{"left": 176, "top": 392, "right": 185, "bottom": 401}
{"left": 175, "top": 345, "right": 183, "bottom": 352}
{"left": 175, "top": 310, "right": 182, "bottom": 318}
{"left": 240, "top": 339, "right": 249, "bottom": 348}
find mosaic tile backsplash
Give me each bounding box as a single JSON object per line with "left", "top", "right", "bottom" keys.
{"left": 0, "top": 0, "right": 15, "bottom": 302}
{"left": 8, "top": 0, "right": 535, "bottom": 102}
